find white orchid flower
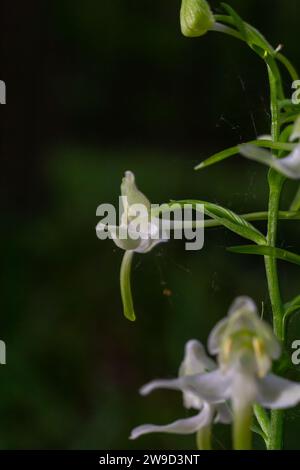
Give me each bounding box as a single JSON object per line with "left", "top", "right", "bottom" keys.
{"left": 97, "top": 171, "right": 166, "bottom": 253}
{"left": 129, "top": 298, "right": 300, "bottom": 449}
{"left": 130, "top": 340, "right": 231, "bottom": 449}
{"left": 97, "top": 171, "right": 167, "bottom": 321}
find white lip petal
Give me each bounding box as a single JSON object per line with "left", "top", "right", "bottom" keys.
{"left": 130, "top": 403, "right": 213, "bottom": 440}
{"left": 140, "top": 369, "right": 230, "bottom": 404}
{"left": 257, "top": 373, "right": 300, "bottom": 409}
{"left": 184, "top": 369, "right": 232, "bottom": 403}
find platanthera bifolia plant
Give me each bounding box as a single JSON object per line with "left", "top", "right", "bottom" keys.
{"left": 97, "top": 1, "right": 300, "bottom": 450}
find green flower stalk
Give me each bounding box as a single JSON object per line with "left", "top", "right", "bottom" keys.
{"left": 180, "top": 0, "right": 215, "bottom": 37}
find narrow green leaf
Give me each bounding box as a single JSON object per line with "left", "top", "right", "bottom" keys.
{"left": 120, "top": 250, "right": 136, "bottom": 321}
{"left": 175, "top": 200, "right": 266, "bottom": 244}
{"left": 195, "top": 145, "right": 239, "bottom": 170}
{"left": 228, "top": 244, "right": 300, "bottom": 267}
{"left": 214, "top": 14, "right": 274, "bottom": 55}
{"left": 254, "top": 404, "right": 270, "bottom": 440}
{"left": 195, "top": 140, "right": 296, "bottom": 171}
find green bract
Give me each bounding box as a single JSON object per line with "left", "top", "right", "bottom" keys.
{"left": 180, "top": 0, "right": 215, "bottom": 37}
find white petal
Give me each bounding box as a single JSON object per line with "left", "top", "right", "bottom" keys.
{"left": 179, "top": 340, "right": 216, "bottom": 377}
{"left": 228, "top": 296, "right": 257, "bottom": 317}
{"left": 257, "top": 373, "right": 300, "bottom": 409}
{"left": 140, "top": 378, "right": 185, "bottom": 396}
{"left": 179, "top": 341, "right": 216, "bottom": 410}
{"left": 275, "top": 146, "right": 300, "bottom": 179}
{"left": 184, "top": 369, "right": 232, "bottom": 403}
{"left": 130, "top": 403, "right": 213, "bottom": 440}
{"left": 134, "top": 236, "right": 167, "bottom": 254}
{"left": 208, "top": 318, "right": 228, "bottom": 355}
{"left": 140, "top": 369, "right": 230, "bottom": 404}
{"left": 239, "top": 144, "right": 275, "bottom": 167}
{"left": 96, "top": 222, "right": 141, "bottom": 251}
{"left": 131, "top": 220, "right": 168, "bottom": 253}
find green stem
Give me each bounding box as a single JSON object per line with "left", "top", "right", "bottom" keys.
{"left": 196, "top": 426, "right": 212, "bottom": 450}
{"left": 254, "top": 404, "right": 270, "bottom": 442}
{"left": 264, "top": 61, "right": 285, "bottom": 450}
{"left": 265, "top": 175, "right": 285, "bottom": 341}
{"left": 277, "top": 53, "right": 299, "bottom": 82}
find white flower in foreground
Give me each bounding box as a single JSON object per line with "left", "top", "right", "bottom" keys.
{"left": 97, "top": 171, "right": 167, "bottom": 321}
{"left": 130, "top": 340, "right": 231, "bottom": 449}
{"left": 205, "top": 296, "right": 300, "bottom": 448}
{"left": 130, "top": 298, "right": 300, "bottom": 449}
{"left": 239, "top": 143, "right": 300, "bottom": 179}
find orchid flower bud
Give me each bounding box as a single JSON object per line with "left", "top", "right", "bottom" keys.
{"left": 290, "top": 115, "right": 300, "bottom": 142}
{"left": 180, "top": 0, "right": 215, "bottom": 38}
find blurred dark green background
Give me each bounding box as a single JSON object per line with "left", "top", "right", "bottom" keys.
{"left": 1, "top": 0, "right": 300, "bottom": 449}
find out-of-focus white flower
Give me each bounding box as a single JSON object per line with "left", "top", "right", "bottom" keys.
{"left": 239, "top": 139, "right": 300, "bottom": 179}
{"left": 206, "top": 296, "right": 300, "bottom": 448}
{"left": 97, "top": 171, "right": 167, "bottom": 321}
{"left": 130, "top": 298, "right": 300, "bottom": 448}
{"left": 130, "top": 340, "right": 231, "bottom": 445}
{"left": 180, "top": 0, "right": 215, "bottom": 38}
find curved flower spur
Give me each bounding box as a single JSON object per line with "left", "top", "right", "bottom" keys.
{"left": 130, "top": 297, "right": 300, "bottom": 449}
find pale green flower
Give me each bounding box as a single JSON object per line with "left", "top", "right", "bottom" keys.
{"left": 97, "top": 171, "right": 166, "bottom": 321}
